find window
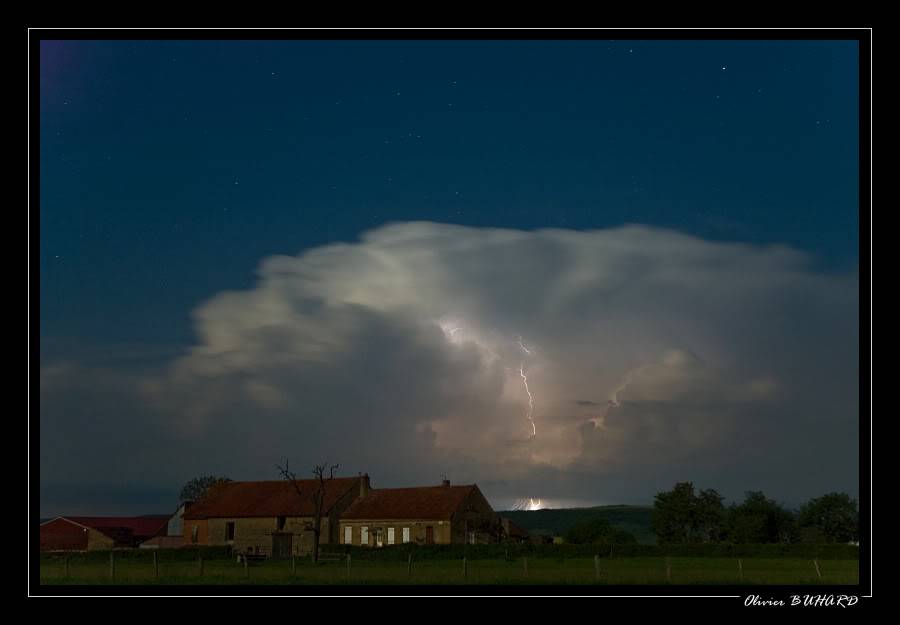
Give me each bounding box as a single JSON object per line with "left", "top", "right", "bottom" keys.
{"left": 276, "top": 516, "right": 286, "bottom": 531}
{"left": 387, "top": 527, "right": 395, "bottom": 545}
{"left": 402, "top": 527, "right": 410, "bottom": 543}
{"left": 225, "top": 521, "right": 235, "bottom": 541}
{"left": 344, "top": 526, "right": 352, "bottom": 545}
{"left": 361, "top": 526, "right": 369, "bottom": 546}
{"left": 191, "top": 525, "right": 199, "bottom": 544}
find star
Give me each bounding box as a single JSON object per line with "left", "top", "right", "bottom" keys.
{"left": 721, "top": 66, "right": 727, "bottom": 70}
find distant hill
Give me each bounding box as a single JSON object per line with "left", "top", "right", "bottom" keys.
{"left": 500, "top": 505, "right": 656, "bottom": 545}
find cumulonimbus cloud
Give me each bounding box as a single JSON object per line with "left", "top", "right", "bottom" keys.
{"left": 41, "top": 222, "right": 859, "bottom": 510}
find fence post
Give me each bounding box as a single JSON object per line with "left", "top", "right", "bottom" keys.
{"left": 594, "top": 554, "right": 600, "bottom": 581}
{"left": 109, "top": 551, "right": 115, "bottom": 581}
{"left": 813, "top": 558, "right": 822, "bottom": 580}
{"left": 292, "top": 554, "right": 296, "bottom": 575}
{"left": 463, "top": 556, "right": 467, "bottom": 579}
{"left": 347, "top": 553, "right": 351, "bottom": 582}
{"left": 244, "top": 555, "right": 249, "bottom": 578}
{"left": 154, "top": 551, "right": 158, "bottom": 579}
{"left": 666, "top": 556, "right": 671, "bottom": 583}
{"left": 198, "top": 554, "right": 204, "bottom": 577}
{"left": 407, "top": 553, "right": 412, "bottom": 580}
{"left": 738, "top": 558, "right": 743, "bottom": 582}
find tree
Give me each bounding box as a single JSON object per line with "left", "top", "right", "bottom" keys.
{"left": 179, "top": 475, "right": 231, "bottom": 503}
{"left": 725, "top": 491, "right": 797, "bottom": 544}
{"left": 564, "top": 518, "right": 637, "bottom": 545}
{"left": 798, "top": 493, "right": 859, "bottom": 543}
{"left": 652, "top": 482, "right": 726, "bottom": 544}
{"left": 695, "top": 488, "right": 727, "bottom": 543}
{"left": 277, "top": 459, "right": 338, "bottom": 563}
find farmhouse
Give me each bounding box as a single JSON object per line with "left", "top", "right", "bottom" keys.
{"left": 339, "top": 479, "right": 499, "bottom": 546}
{"left": 39, "top": 515, "right": 169, "bottom": 551}
{"left": 182, "top": 476, "right": 366, "bottom": 557}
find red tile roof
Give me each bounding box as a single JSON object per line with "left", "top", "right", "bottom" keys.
{"left": 183, "top": 478, "right": 361, "bottom": 519}
{"left": 341, "top": 485, "right": 477, "bottom": 521}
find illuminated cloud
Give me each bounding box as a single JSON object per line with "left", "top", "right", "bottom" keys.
{"left": 40, "top": 222, "right": 859, "bottom": 511}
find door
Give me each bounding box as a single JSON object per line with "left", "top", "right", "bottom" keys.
{"left": 425, "top": 526, "right": 434, "bottom": 544}
{"left": 375, "top": 528, "right": 383, "bottom": 547}
{"left": 272, "top": 533, "right": 292, "bottom": 559}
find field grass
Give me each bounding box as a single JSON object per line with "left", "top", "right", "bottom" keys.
{"left": 39, "top": 556, "right": 859, "bottom": 585}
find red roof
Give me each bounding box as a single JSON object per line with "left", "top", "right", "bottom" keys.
{"left": 183, "top": 478, "right": 361, "bottom": 519}
{"left": 40, "top": 516, "right": 169, "bottom": 550}
{"left": 341, "top": 485, "right": 477, "bottom": 521}
{"left": 40, "top": 518, "right": 90, "bottom": 551}
{"left": 67, "top": 516, "right": 169, "bottom": 539}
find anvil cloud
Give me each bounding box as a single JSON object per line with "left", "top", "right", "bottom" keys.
{"left": 40, "top": 222, "right": 859, "bottom": 513}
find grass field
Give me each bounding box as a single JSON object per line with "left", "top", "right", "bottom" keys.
{"left": 40, "top": 556, "right": 859, "bottom": 585}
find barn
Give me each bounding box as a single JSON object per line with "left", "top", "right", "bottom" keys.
{"left": 39, "top": 516, "right": 169, "bottom": 551}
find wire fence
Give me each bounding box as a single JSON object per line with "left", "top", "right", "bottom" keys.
{"left": 39, "top": 553, "right": 859, "bottom": 585}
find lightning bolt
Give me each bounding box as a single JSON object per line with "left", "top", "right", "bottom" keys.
{"left": 517, "top": 336, "right": 532, "bottom": 355}
{"left": 608, "top": 364, "right": 652, "bottom": 408}
{"left": 519, "top": 364, "right": 536, "bottom": 437}
{"left": 590, "top": 363, "right": 654, "bottom": 429}
{"left": 513, "top": 497, "right": 544, "bottom": 511}
{"left": 517, "top": 336, "right": 536, "bottom": 438}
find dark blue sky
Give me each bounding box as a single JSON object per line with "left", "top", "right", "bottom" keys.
{"left": 40, "top": 38, "right": 858, "bottom": 357}
{"left": 38, "top": 38, "right": 862, "bottom": 514}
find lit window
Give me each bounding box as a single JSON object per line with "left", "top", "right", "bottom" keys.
{"left": 361, "top": 526, "right": 368, "bottom": 546}
{"left": 387, "top": 527, "right": 395, "bottom": 545}
{"left": 402, "top": 527, "right": 410, "bottom": 543}
{"left": 344, "top": 526, "right": 352, "bottom": 545}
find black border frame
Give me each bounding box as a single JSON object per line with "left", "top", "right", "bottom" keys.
{"left": 28, "top": 27, "right": 872, "bottom": 604}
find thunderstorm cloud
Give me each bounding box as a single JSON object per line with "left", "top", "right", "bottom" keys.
{"left": 40, "top": 222, "right": 859, "bottom": 513}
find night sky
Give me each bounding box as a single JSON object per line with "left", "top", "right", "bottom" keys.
{"left": 39, "top": 39, "right": 860, "bottom": 516}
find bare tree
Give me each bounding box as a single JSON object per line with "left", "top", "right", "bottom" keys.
{"left": 277, "top": 459, "right": 339, "bottom": 564}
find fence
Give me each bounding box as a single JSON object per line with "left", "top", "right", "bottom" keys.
{"left": 39, "top": 551, "right": 859, "bottom": 585}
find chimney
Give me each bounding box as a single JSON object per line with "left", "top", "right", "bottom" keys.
{"left": 359, "top": 473, "right": 370, "bottom": 498}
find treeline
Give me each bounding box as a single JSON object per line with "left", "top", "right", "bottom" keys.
{"left": 652, "top": 482, "right": 859, "bottom": 545}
